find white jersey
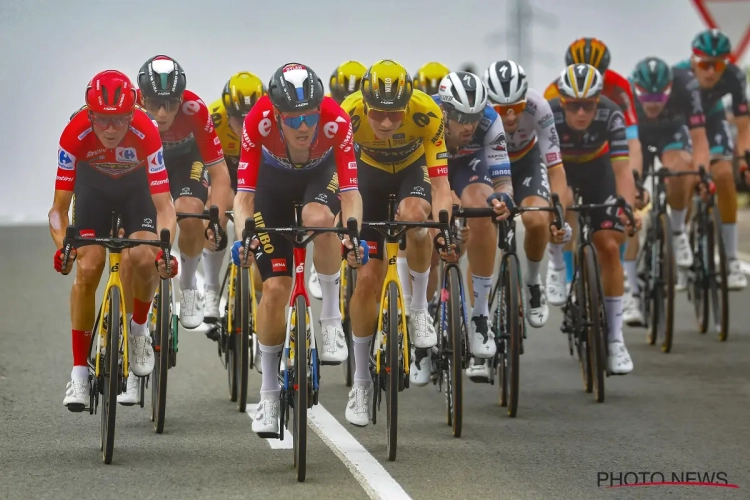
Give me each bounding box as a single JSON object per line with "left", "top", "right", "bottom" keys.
{"left": 504, "top": 88, "right": 563, "bottom": 168}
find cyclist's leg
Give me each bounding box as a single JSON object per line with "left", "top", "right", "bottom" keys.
{"left": 397, "top": 159, "right": 436, "bottom": 349}
{"left": 203, "top": 159, "right": 235, "bottom": 319}
{"left": 511, "top": 146, "right": 553, "bottom": 328}
{"left": 661, "top": 126, "right": 697, "bottom": 268}
{"left": 168, "top": 150, "right": 210, "bottom": 328}
{"left": 302, "top": 163, "right": 347, "bottom": 363}
{"left": 706, "top": 113, "right": 746, "bottom": 289}
{"left": 63, "top": 186, "right": 108, "bottom": 407}
{"left": 546, "top": 164, "right": 576, "bottom": 307}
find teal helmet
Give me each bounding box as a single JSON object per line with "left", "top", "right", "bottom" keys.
{"left": 691, "top": 29, "right": 731, "bottom": 58}
{"left": 632, "top": 57, "right": 673, "bottom": 94}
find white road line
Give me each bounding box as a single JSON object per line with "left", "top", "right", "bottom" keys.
{"left": 309, "top": 404, "right": 412, "bottom": 500}
{"left": 245, "top": 405, "right": 294, "bottom": 449}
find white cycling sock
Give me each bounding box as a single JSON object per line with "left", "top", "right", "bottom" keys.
{"left": 670, "top": 208, "right": 686, "bottom": 234}
{"left": 179, "top": 254, "right": 201, "bottom": 289}
{"left": 624, "top": 260, "right": 639, "bottom": 295}
{"left": 397, "top": 257, "right": 412, "bottom": 309}
{"left": 721, "top": 223, "right": 738, "bottom": 260}
{"left": 317, "top": 272, "right": 341, "bottom": 323}
{"left": 353, "top": 334, "right": 373, "bottom": 386}
{"left": 526, "top": 259, "right": 542, "bottom": 285}
{"left": 71, "top": 366, "right": 88, "bottom": 379}
{"left": 409, "top": 269, "right": 430, "bottom": 311}
{"left": 471, "top": 275, "right": 493, "bottom": 318}
{"left": 258, "top": 342, "right": 282, "bottom": 394}
{"left": 202, "top": 247, "right": 226, "bottom": 290}
{"left": 605, "top": 296, "right": 624, "bottom": 343}
{"left": 548, "top": 243, "right": 565, "bottom": 270}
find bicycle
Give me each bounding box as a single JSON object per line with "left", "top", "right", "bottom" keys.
{"left": 340, "top": 257, "right": 357, "bottom": 387}
{"left": 473, "top": 200, "right": 563, "bottom": 418}
{"left": 243, "top": 207, "right": 360, "bottom": 482}
{"left": 60, "top": 213, "right": 172, "bottom": 463}
{"left": 685, "top": 166, "right": 729, "bottom": 340}
{"left": 361, "top": 194, "right": 449, "bottom": 461}
{"left": 559, "top": 194, "right": 635, "bottom": 403}
{"left": 179, "top": 206, "right": 258, "bottom": 412}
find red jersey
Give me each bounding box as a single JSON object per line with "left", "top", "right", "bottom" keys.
{"left": 237, "top": 95, "right": 358, "bottom": 193}
{"left": 137, "top": 89, "right": 224, "bottom": 166}
{"left": 56, "top": 108, "right": 170, "bottom": 195}
{"left": 602, "top": 70, "right": 638, "bottom": 129}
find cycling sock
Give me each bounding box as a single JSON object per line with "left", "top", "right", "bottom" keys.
{"left": 563, "top": 250, "right": 575, "bottom": 284}
{"left": 548, "top": 243, "right": 565, "bottom": 270}
{"left": 317, "top": 271, "right": 341, "bottom": 322}
{"left": 133, "top": 298, "right": 150, "bottom": 325}
{"left": 409, "top": 269, "right": 430, "bottom": 311}
{"left": 670, "top": 208, "right": 686, "bottom": 233}
{"left": 396, "top": 257, "right": 412, "bottom": 308}
{"left": 721, "top": 223, "right": 737, "bottom": 260}
{"left": 624, "top": 260, "right": 639, "bottom": 295}
{"left": 352, "top": 334, "right": 373, "bottom": 385}
{"left": 179, "top": 253, "right": 201, "bottom": 289}
{"left": 471, "top": 275, "right": 493, "bottom": 318}
{"left": 604, "top": 296, "right": 624, "bottom": 343}
{"left": 72, "top": 329, "right": 91, "bottom": 367}
{"left": 202, "top": 247, "right": 226, "bottom": 290}
{"left": 526, "top": 259, "right": 542, "bottom": 285}
{"left": 619, "top": 244, "right": 626, "bottom": 261}
{"left": 71, "top": 365, "right": 88, "bottom": 379}
{"left": 258, "top": 342, "right": 283, "bottom": 394}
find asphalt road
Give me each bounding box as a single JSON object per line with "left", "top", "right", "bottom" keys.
{"left": 1, "top": 224, "right": 749, "bottom": 500}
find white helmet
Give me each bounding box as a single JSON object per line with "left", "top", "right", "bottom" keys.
{"left": 558, "top": 64, "right": 603, "bottom": 99}
{"left": 483, "top": 60, "right": 528, "bottom": 104}
{"left": 438, "top": 71, "right": 488, "bottom": 115}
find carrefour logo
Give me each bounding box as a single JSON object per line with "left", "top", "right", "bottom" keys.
{"left": 116, "top": 147, "right": 138, "bottom": 162}
{"left": 148, "top": 148, "right": 166, "bottom": 173}
{"left": 58, "top": 148, "right": 76, "bottom": 170}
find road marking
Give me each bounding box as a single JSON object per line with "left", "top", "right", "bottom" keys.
{"left": 246, "top": 405, "right": 294, "bottom": 449}
{"left": 309, "top": 404, "right": 412, "bottom": 500}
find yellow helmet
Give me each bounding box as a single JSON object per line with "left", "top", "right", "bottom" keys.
{"left": 222, "top": 72, "right": 266, "bottom": 118}
{"left": 330, "top": 61, "right": 367, "bottom": 104}
{"left": 415, "top": 62, "right": 450, "bottom": 96}
{"left": 361, "top": 59, "right": 413, "bottom": 110}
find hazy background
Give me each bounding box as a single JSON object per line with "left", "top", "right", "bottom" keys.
{"left": 1, "top": 0, "right": 747, "bottom": 223}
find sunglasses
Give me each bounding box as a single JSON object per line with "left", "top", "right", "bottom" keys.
{"left": 366, "top": 108, "right": 406, "bottom": 122}
{"left": 693, "top": 56, "right": 727, "bottom": 72}
{"left": 89, "top": 112, "right": 132, "bottom": 129}
{"left": 562, "top": 99, "right": 598, "bottom": 113}
{"left": 280, "top": 111, "right": 320, "bottom": 129}
{"left": 445, "top": 108, "right": 483, "bottom": 124}
{"left": 634, "top": 85, "right": 672, "bottom": 104}
{"left": 143, "top": 97, "right": 182, "bottom": 112}
{"left": 493, "top": 100, "right": 527, "bottom": 116}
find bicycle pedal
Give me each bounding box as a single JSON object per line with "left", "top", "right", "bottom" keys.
{"left": 468, "top": 375, "right": 490, "bottom": 384}
{"left": 205, "top": 328, "right": 221, "bottom": 342}
{"left": 320, "top": 360, "right": 342, "bottom": 366}
{"left": 65, "top": 403, "right": 87, "bottom": 413}
{"left": 203, "top": 317, "right": 219, "bottom": 325}
{"left": 256, "top": 432, "right": 279, "bottom": 439}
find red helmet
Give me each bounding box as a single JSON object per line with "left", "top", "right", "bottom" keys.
{"left": 85, "top": 70, "right": 137, "bottom": 114}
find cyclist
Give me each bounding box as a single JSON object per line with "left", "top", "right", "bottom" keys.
{"left": 409, "top": 70, "right": 513, "bottom": 386}
{"left": 232, "top": 63, "right": 363, "bottom": 436}
{"left": 675, "top": 29, "right": 749, "bottom": 290}
{"left": 203, "top": 72, "right": 266, "bottom": 321}
{"left": 622, "top": 57, "right": 710, "bottom": 324}
{"left": 414, "top": 61, "right": 451, "bottom": 96}
{"left": 547, "top": 64, "right": 639, "bottom": 375}
{"left": 484, "top": 60, "right": 570, "bottom": 325}
{"left": 544, "top": 38, "right": 643, "bottom": 303}
{"left": 341, "top": 60, "right": 453, "bottom": 426}
{"left": 136, "top": 55, "right": 234, "bottom": 328}
{"left": 51, "top": 70, "right": 178, "bottom": 409}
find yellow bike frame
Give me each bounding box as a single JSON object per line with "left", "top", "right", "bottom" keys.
{"left": 374, "top": 240, "right": 410, "bottom": 375}
{"left": 226, "top": 262, "right": 258, "bottom": 336}
{"left": 95, "top": 251, "right": 129, "bottom": 379}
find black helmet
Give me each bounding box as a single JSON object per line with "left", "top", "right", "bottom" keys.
{"left": 268, "top": 63, "right": 324, "bottom": 113}
{"left": 137, "top": 55, "right": 187, "bottom": 99}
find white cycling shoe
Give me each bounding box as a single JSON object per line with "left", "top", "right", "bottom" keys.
{"left": 673, "top": 232, "right": 694, "bottom": 268}
{"left": 128, "top": 332, "right": 155, "bottom": 377}
{"left": 179, "top": 287, "right": 205, "bottom": 329}
{"left": 469, "top": 315, "right": 495, "bottom": 358}
{"left": 623, "top": 293, "right": 645, "bottom": 327}
{"left": 409, "top": 309, "right": 437, "bottom": 349}
{"left": 546, "top": 266, "right": 567, "bottom": 306}
{"left": 409, "top": 347, "right": 433, "bottom": 387}
{"left": 525, "top": 283, "right": 549, "bottom": 328}
{"left": 318, "top": 323, "right": 348, "bottom": 363}
{"left": 345, "top": 382, "right": 372, "bottom": 427}
{"left": 117, "top": 374, "right": 139, "bottom": 406}
{"left": 608, "top": 341, "right": 633, "bottom": 375}
{"left": 727, "top": 259, "right": 747, "bottom": 290}
{"left": 204, "top": 286, "right": 221, "bottom": 321}
{"left": 466, "top": 357, "right": 492, "bottom": 383}
{"left": 252, "top": 394, "right": 280, "bottom": 436}
{"left": 63, "top": 376, "right": 89, "bottom": 410}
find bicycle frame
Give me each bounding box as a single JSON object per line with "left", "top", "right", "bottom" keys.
{"left": 375, "top": 239, "right": 411, "bottom": 375}
{"left": 96, "top": 251, "right": 130, "bottom": 379}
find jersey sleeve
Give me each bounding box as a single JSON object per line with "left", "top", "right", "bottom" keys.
{"left": 607, "top": 110, "right": 629, "bottom": 161}
{"left": 543, "top": 80, "right": 561, "bottom": 100}
{"left": 607, "top": 71, "right": 639, "bottom": 138}
{"left": 729, "top": 65, "right": 749, "bottom": 117}
{"left": 482, "top": 108, "right": 512, "bottom": 180}
{"left": 138, "top": 112, "right": 170, "bottom": 195}
{"left": 55, "top": 121, "right": 81, "bottom": 192}
{"left": 187, "top": 95, "right": 225, "bottom": 166}
{"left": 328, "top": 102, "right": 359, "bottom": 193}
{"left": 681, "top": 72, "right": 707, "bottom": 129}
{"left": 236, "top": 101, "right": 266, "bottom": 193}
{"left": 532, "top": 95, "right": 563, "bottom": 169}
{"left": 422, "top": 99, "right": 449, "bottom": 178}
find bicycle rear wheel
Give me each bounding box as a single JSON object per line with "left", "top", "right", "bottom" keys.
{"left": 386, "top": 281, "right": 400, "bottom": 461}
{"left": 708, "top": 207, "right": 729, "bottom": 340}
{"left": 443, "top": 266, "right": 463, "bottom": 436}
{"left": 689, "top": 211, "right": 709, "bottom": 333}
{"left": 342, "top": 265, "right": 357, "bottom": 387}
{"left": 102, "top": 286, "right": 121, "bottom": 464}
{"left": 582, "top": 246, "right": 605, "bottom": 403}
{"left": 227, "top": 269, "right": 239, "bottom": 402}
{"left": 151, "top": 278, "right": 171, "bottom": 433}
{"left": 237, "top": 267, "right": 251, "bottom": 412}
{"left": 498, "top": 255, "right": 521, "bottom": 417}
{"left": 651, "top": 212, "right": 675, "bottom": 353}
{"left": 292, "top": 295, "right": 308, "bottom": 482}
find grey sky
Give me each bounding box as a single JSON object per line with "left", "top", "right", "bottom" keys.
{"left": 0, "top": 0, "right": 742, "bottom": 222}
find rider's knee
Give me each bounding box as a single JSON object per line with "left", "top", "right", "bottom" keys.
{"left": 399, "top": 199, "right": 429, "bottom": 223}
{"left": 594, "top": 232, "right": 622, "bottom": 261}
{"left": 261, "top": 278, "right": 291, "bottom": 305}
{"left": 521, "top": 210, "right": 548, "bottom": 234}
{"left": 712, "top": 163, "right": 735, "bottom": 185}
{"left": 75, "top": 250, "right": 106, "bottom": 287}
{"left": 302, "top": 203, "right": 335, "bottom": 228}
{"left": 128, "top": 245, "right": 158, "bottom": 278}
{"left": 354, "top": 265, "right": 383, "bottom": 301}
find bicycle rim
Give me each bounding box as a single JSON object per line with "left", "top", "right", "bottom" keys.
{"left": 103, "top": 286, "right": 120, "bottom": 464}
{"left": 445, "top": 266, "right": 463, "bottom": 436}
{"left": 154, "top": 279, "right": 170, "bottom": 433}
{"left": 343, "top": 267, "right": 357, "bottom": 387}
{"left": 505, "top": 255, "right": 521, "bottom": 417}
{"left": 238, "top": 267, "right": 250, "bottom": 412}
{"left": 227, "top": 273, "right": 239, "bottom": 402}
{"left": 574, "top": 265, "right": 593, "bottom": 393}
{"left": 691, "top": 213, "right": 709, "bottom": 333}
{"left": 709, "top": 208, "right": 729, "bottom": 340}
{"left": 658, "top": 213, "right": 676, "bottom": 352}
{"left": 292, "top": 295, "right": 308, "bottom": 481}
{"left": 386, "top": 281, "right": 399, "bottom": 461}
{"left": 583, "top": 246, "right": 605, "bottom": 403}
{"left": 493, "top": 268, "right": 508, "bottom": 407}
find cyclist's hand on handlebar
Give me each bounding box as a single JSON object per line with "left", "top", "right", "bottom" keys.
{"left": 342, "top": 237, "right": 369, "bottom": 268}
{"left": 486, "top": 192, "right": 515, "bottom": 221}
{"left": 155, "top": 249, "right": 178, "bottom": 279}
{"left": 205, "top": 224, "right": 228, "bottom": 251}
{"left": 635, "top": 186, "right": 650, "bottom": 210}
{"left": 54, "top": 247, "right": 77, "bottom": 275}
{"left": 549, "top": 222, "right": 571, "bottom": 244}
{"left": 231, "top": 240, "right": 257, "bottom": 268}
{"left": 434, "top": 234, "right": 460, "bottom": 263}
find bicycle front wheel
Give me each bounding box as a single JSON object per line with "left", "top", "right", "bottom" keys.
{"left": 582, "top": 246, "right": 605, "bottom": 403}
{"left": 237, "top": 267, "right": 251, "bottom": 412}
{"left": 227, "top": 269, "right": 239, "bottom": 402}
{"left": 292, "top": 295, "right": 308, "bottom": 482}
{"left": 689, "top": 211, "right": 709, "bottom": 333}
{"left": 708, "top": 207, "right": 729, "bottom": 340}
{"left": 102, "top": 286, "right": 121, "bottom": 464}
{"left": 152, "top": 278, "right": 171, "bottom": 433}
{"left": 386, "top": 281, "right": 400, "bottom": 461}
{"left": 444, "top": 265, "right": 463, "bottom": 436}
{"left": 342, "top": 265, "right": 357, "bottom": 387}
{"left": 498, "top": 255, "right": 521, "bottom": 417}
{"left": 651, "top": 212, "right": 676, "bottom": 353}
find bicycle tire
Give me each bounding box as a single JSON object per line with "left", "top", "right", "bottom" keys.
{"left": 237, "top": 267, "right": 250, "bottom": 412}
{"left": 582, "top": 246, "right": 605, "bottom": 403}
{"left": 227, "top": 270, "right": 239, "bottom": 402}
{"left": 102, "top": 286, "right": 120, "bottom": 464}
{"left": 503, "top": 255, "right": 521, "bottom": 417}
{"left": 152, "top": 278, "right": 171, "bottom": 433}
{"left": 444, "top": 266, "right": 463, "bottom": 436}
{"left": 386, "top": 281, "right": 399, "bottom": 461}
{"left": 292, "top": 295, "right": 308, "bottom": 482}
{"left": 708, "top": 207, "right": 729, "bottom": 340}
{"left": 574, "top": 262, "right": 593, "bottom": 393}
{"left": 343, "top": 266, "right": 357, "bottom": 387}
{"left": 689, "top": 211, "right": 709, "bottom": 333}
{"left": 654, "top": 212, "right": 675, "bottom": 353}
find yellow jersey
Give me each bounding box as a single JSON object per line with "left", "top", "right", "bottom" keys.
{"left": 208, "top": 98, "right": 241, "bottom": 158}
{"left": 340, "top": 89, "right": 449, "bottom": 177}
{"left": 544, "top": 80, "right": 561, "bottom": 100}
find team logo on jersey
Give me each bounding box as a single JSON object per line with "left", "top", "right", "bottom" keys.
{"left": 115, "top": 147, "right": 138, "bottom": 162}
{"left": 323, "top": 122, "right": 339, "bottom": 138}
{"left": 58, "top": 148, "right": 76, "bottom": 170}
{"left": 148, "top": 148, "right": 166, "bottom": 173}
{"left": 93, "top": 163, "right": 138, "bottom": 178}
{"left": 182, "top": 100, "right": 201, "bottom": 115}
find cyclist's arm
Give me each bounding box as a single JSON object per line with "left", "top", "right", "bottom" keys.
{"left": 331, "top": 110, "right": 363, "bottom": 229}
{"left": 683, "top": 75, "right": 710, "bottom": 170}
{"left": 422, "top": 102, "right": 452, "bottom": 218}
{"left": 48, "top": 189, "right": 73, "bottom": 249}
{"left": 608, "top": 111, "right": 636, "bottom": 207}
{"left": 620, "top": 80, "right": 643, "bottom": 177}
{"left": 151, "top": 191, "right": 177, "bottom": 244}
{"left": 51, "top": 133, "right": 79, "bottom": 248}
{"left": 483, "top": 116, "right": 513, "bottom": 196}
{"left": 233, "top": 110, "right": 263, "bottom": 241}
{"left": 732, "top": 70, "right": 750, "bottom": 161}
{"left": 206, "top": 160, "right": 233, "bottom": 227}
